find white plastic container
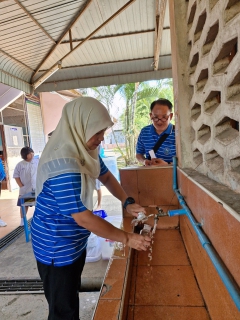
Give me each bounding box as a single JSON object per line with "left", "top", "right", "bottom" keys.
{"left": 86, "top": 233, "right": 102, "bottom": 263}
{"left": 99, "top": 238, "right": 115, "bottom": 260}
{"left": 99, "top": 215, "right": 122, "bottom": 260}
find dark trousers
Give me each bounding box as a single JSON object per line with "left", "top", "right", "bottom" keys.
{"left": 37, "top": 250, "right": 86, "bottom": 320}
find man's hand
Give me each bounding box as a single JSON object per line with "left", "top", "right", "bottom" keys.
{"left": 125, "top": 232, "right": 151, "bottom": 251}
{"left": 143, "top": 159, "right": 152, "bottom": 166}
{"left": 126, "top": 203, "right": 146, "bottom": 217}
{"left": 150, "top": 158, "right": 168, "bottom": 166}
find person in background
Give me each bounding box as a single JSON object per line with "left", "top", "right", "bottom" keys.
{"left": 0, "top": 158, "right": 7, "bottom": 227}
{"left": 136, "top": 98, "right": 176, "bottom": 166}
{"left": 13, "top": 147, "right": 38, "bottom": 226}
{"left": 31, "top": 96, "right": 151, "bottom": 320}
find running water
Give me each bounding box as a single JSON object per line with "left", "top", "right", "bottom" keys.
{"left": 132, "top": 210, "right": 165, "bottom": 268}
{"left": 152, "top": 217, "right": 158, "bottom": 235}
{"left": 140, "top": 224, "right": 153, "bottom": 267}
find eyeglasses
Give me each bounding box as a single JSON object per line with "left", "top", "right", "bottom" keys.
{"left": 151, "top": 113, "right": 171, "bottom": 122}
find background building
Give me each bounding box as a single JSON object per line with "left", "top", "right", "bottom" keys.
{"left": 0, "top": 84, "right": 80, "bottom": 191}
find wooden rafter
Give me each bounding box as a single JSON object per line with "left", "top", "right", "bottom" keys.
{"left": 0, "top": 69, "right": 32, "bottom": 86}
{"left": 31, "top": 0, "right": 93, "bottom": 82}
{"left": 32, "top": 0, "right": 136, "bottom": 87}
{"left": 0, "top": 49, "right": 34, "bottom": 71}
{"left": 153, "top": 0, "right": 167, "bottom": 71}
{"left": 60, "top": 29, "right": 171, "bottom": 44}
{"left": 42, "top": 68, "right": 172, "bottom": 85}
{"left": 69, "top": 29, "right": 73, "bottom": 51}
{"left": 40, "top": 55, "right": 171, "bottom": 71}
{"left": 14, "top": 0, "right": 55, "bottom": 44}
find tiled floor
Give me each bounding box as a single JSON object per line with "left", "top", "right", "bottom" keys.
{"left": 0, "top": 190, "right": 34, "bottom": 238}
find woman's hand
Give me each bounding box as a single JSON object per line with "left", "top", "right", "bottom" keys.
{"left": 72, "top": 211, "right": 151, "bottom": 249}
{"left": 126, "top": 203, "right": 146, "bottom": 217}
{"left": 125, "top": 232, "right": 151, "bottom": 251}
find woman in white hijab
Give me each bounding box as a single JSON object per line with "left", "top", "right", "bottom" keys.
{"left": 31, "top": 96, "right": 150, "bottom": 320}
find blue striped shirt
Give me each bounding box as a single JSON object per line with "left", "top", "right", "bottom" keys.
{"left": 136, "top": 123, "right": 176, "bottom": 163}
{"left": 31, "top": 157, "right": 108, "bottom": 267}
{"left": 0, "top": 159, "right": 6, "bottom": 181}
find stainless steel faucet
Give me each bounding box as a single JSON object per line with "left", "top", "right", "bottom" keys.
{"left": 155, "top": 207, "right": 168, "bottom": 218}
{"left": 152, "top": 207, "right": 168, "bottom": 235}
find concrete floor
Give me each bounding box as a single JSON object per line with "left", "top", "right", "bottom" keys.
{"left": 0, "top": 186, "right": 122, "bottom": 320}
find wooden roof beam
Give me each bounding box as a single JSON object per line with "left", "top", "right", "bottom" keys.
{"left": 32, "top": 0, "right": 136, "bottom": 88}
{"left": 60, "top": 29, "right": 171, "bottom": 44}
{"left": 14, "top": 0, "right": 56, "bottom": 44}
{"left": 0, "top": 49, "right": 34, "bottom": 71}
{"left": 42, "top": 68, "right": 172, "bottom": 85}
{"left": 31, "top": 0, "right": 93, "bottom": 82}
{"left": 39, "top": 54, "right": 171, "bottom": 71}
{"left": 69, "top": 29, "right": 73, "bottom": 51}
{"left": 153, "top": 0, "right": 167, "bottom": 71}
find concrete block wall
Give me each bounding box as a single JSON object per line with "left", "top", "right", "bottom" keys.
{"left": 186, "top": 0, "right": 240, "bottom": 192}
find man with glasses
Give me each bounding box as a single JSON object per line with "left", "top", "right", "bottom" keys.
{"left": 136, "top": 98, "right": 176, "bottom": 166}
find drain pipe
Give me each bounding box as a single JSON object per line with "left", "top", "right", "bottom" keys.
{"left": 168, "top": 157, "right": 240, "bottom": 311}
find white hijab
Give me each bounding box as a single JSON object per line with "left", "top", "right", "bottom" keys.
{"left": 36, "top": 96, "right": 114, "bottom": 210}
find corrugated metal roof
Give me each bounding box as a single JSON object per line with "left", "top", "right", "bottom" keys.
{"left": 0, "top": 0, "right": 172, "bottom": 93}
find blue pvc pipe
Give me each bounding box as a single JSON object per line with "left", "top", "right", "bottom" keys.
{"left": 173, "top": 157, "right": 178, "bottom": 190}
{"left": 168, "top": 209, "right": 186, "bottom": 217}
{"left": 172, "top": 156, "right": 240, "bottom": 311}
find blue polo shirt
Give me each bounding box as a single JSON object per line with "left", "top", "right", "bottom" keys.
{"left": 0, "top": 159, "right": 6, "bottom": 181}
{"left": 31, "top": 156, "right": 108, "bottom": 267}
{"left": 136, "top": 123, "right": 176, "bottom": 163}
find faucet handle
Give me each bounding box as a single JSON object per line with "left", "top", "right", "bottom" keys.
{"left": 156, "top": 206, "right": 163, "bottom": 214}
{"left": 156, "top": 207, "right": 167, "bottom": 217}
